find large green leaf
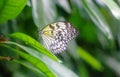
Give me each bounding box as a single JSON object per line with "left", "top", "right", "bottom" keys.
{"left": 0, "top": 0, "right": 27, "bottom": 23}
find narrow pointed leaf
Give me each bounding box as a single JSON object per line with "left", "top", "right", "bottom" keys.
{"left": 78, "top": 47, "right": 103, "bottom": 71}
{"left": 81, "top": 0, "right": 113, "bottom": 40}
{"left": 31, "top": 0, "right": 57, "bottom": 28}
{"left": 13, "top": 60, "right": 46, "bottom": 77}
{"left": 3, "top": 45, "right": 56, "bottom": 77}
{"left": 2, "top": 42, "right": 78, "bottom": 77}
{"left": 103, "top": 0, "right": 120, "bottom": 19}
{"left": 56, "top": 0, "right": 71, "bottom": 13}
{"left": 9, "top": 32, "right": 60, "bottom": 62}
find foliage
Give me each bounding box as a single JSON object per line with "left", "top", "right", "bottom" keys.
{"left": 0, "top": 0, "right": 120, "bottom": 77}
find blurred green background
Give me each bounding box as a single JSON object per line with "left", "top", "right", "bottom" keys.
{"left": 0, "top": 0, "right": 120, "bottom": 77}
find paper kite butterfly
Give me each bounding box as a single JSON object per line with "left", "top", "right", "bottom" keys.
{"left": 39, "top": 21, "right": 78, "bottom": 54}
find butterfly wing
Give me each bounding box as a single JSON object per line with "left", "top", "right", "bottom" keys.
{"left": 40, "top": 21, "right": 78, "bottom": 54}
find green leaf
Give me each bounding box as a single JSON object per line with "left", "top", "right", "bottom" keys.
{"left": 31, "top": 0, "right": 57, "bottom": 28}
{"left": 2, "top": 42, "right": 79, "bottom": 77}
{"left": 81, "top": 0, "right": 113, "bottom": 40}
{"left": 56, "top": 0, "right": 71, "bottom": 13}
{"left": 79, "top": 63, "right": 89, "bottom": 77}
{"left": 0, "top": 0, "right": 27, "bottom": 23}
{"left": 13, "top": 60, "right": 46, "bottom": 77}
{"left": 101, "top": 55, "right": 120, "bottom": 76}
{"left": 3, "top": 45, "right": 56, "bottom": 77}
{"left": 78, "top": 47, "right": 103, "bottom": 71}
{"left": 0, "top": 0, "right": 3, "bottom": 10}
{"left": 9, "top": 32, "right": 60, "bottom": 62}
{"left": 103, "top": 0, "right": 120, "bottom": 19}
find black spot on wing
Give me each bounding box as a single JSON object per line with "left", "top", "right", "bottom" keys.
{"left": 49, "top": 24, "right": 55, "bottom": 30}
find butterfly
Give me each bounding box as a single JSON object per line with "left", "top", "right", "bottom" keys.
{"left": 39, "top": 21, "right": 78, "bottom": 54}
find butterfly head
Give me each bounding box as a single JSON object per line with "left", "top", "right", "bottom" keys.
{"left": 40, "top": 25, "right": 54, "bottom": 38}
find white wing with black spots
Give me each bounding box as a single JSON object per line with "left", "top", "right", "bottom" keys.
{"left": 40, "top": 21, "right": 78, "bottom": 54}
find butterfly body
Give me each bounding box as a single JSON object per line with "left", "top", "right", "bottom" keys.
{"left": 40, "top": 21, "right": 78, "bottom": 54}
